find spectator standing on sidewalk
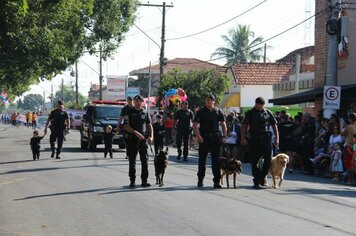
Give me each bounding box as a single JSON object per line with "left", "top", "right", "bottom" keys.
{"left": 164, "top": 113, "right": 174, "bottom": 145}
{"left": 341, "top": 113, "right": 356, "bottom": 184}
{"left": 300, "top": 113, "right": 316, "bottom": 175}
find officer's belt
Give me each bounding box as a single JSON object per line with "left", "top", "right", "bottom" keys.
{"left": 201, "top": 133, "right": 220, "bottom": 138}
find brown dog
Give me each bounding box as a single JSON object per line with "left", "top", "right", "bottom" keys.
{"left": 268, "top": 153, "right": 289, "bottom": 188}
{"left": 220, "top": 157, "right": 242, "bottom": 189}
{"left": 154, "top": 147, "right": 168, "bottom": 187}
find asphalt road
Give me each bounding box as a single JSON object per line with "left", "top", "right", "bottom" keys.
{"left": 1, "top": 124, "right": 356, "bottom": 236}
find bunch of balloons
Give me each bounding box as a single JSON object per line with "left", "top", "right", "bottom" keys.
{"left": 164, "top": 88, "right": 187, "bottom": 106}
{"left": 0, "top": 92, "right": 10, "bottom": 104}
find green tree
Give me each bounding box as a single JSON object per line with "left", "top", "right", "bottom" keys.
{"left": 211, "top": 24, "right": 265, "bottom": 66}
{"left": 19, "top": 94, "right": 44, "bottom": 111}
{"left": 0, "top": 0, "right": 137, "bottom": 96}
{"left": 53, "top": 85, "right": 87, "bottom": 109}
{"left": 157, "top": 69, "right": 230, "bottom": 109}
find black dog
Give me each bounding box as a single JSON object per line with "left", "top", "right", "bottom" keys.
{"left": 154, "top": 147, "right": 168, "bottom": 187}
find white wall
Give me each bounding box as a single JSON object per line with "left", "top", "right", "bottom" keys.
{"left": 240, "top": 85, "right": 274, "bottom": 107}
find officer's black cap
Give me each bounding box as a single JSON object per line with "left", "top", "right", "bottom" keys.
{"left": 156, "top": 115, "right": 162, "bottom": 119}
{"left": 133, "top": 95, "right": 144, "bottom": 101}
{"left": 255, "top": 97, "right": 265, "bottom": 104}
{"left": 206, "top": 94, "right": 215, "bottom": 101}
{"left": 127, "top": 96, "right": 132, "bottom": 101}
{"left": 182, "top": 101, "right": 189, "bottom": 105}
{"left": 57, "top": 100, "right": 63, "bottom": 105}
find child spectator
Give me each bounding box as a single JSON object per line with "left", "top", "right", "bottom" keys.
{"left": 330, "top": 143, "right": 343, "bottom": 181}
{"left": 164, "top": 113, "right": 174, "bottom": 145}
{"left": 329, "top": 126, "right": 343, "bottom": 149}
{"left": 30, "top": 130, "right": 46, "bottom": 160}
{"left": 104, "top": 125, "right": 114, "bottom": 158}
{"left": 153, "top": 115, "right": 165, "bottom": 156}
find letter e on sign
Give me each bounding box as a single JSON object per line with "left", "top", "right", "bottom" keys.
{"left": 323, "top": 86, "right": 341, "bottom": 109}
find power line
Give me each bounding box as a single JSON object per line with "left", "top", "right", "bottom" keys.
{"left": 79, "top": 59, "right": 100, "bottom": 75}
{"left": 208, "top": 7, "right": 327, "bottom": 63}
{"left": 166, "top": 0, "right": 268, "bottom": 41}
{"left": 133, "top": 23, "right": 161, "bottom": 49}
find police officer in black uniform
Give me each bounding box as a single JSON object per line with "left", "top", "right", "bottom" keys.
{"left": 124, "top": 95, "right": 153, "bottom": 188}
{"left": 174, "top": 100, "right": 194, "bottom": 161}
{"left": 240, "top": 97, "right": 279, "bottom": 189}
{"left": 44, "top": 101, "right": 70, "bottom": 159}
{"left": 117, "top": 96, "right": 133, "bottom": 159}
{"left": 193, "top": 94, "right": 227, "bottom": 188}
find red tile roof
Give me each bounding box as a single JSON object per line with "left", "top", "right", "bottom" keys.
{"left": 276, "top": 46, "right": 314, "bottom": 63}
{"left": 230, "top": 63, "right": 293, "bottom": 85}
{"left": 130, "top": 58, "right": 226, "bottom": 75}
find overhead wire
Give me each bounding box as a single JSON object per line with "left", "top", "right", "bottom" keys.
{"left": 166, "top": 0, "right": 269, "bottom": 41}
{"left": 202, "top": 7, "right": 327, "bottom": 64}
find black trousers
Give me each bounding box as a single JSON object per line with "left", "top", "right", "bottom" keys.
{"left": 31, "top": 145, "right": 40, "bottom": 159}
{"left": 126, "top": 137, "right": 149, "bottom": 182}
{"left": 50, "top": 129, "right": 65, "bottom": 154}
{"left": 104, "top": 141, "right": 113, "bottom": 157}
{"left": 302, "top": 139, "right": 314, "bottom": 173}
{"left": 154, "top": 136, "right": 164, "bottom": 156}
{"left": 176, "top": 129, "right": 189, "bottom": 158}
{"left": 197, "top": 136, "right": 221, "bottom": 184}
{"left": 249, "top": 136, "right": 272, "bottom": 185}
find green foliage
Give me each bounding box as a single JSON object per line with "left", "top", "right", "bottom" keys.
{"left": 211, "top": 24, "right": 268, "bottom": 66}
{"left": 157, "top": 69, "right": 230, "bottom": 109}
{"left": 53, "top": 85, "right": 87, "bottom": 109}
{"left": 0, "top": 0, "right": 137, "bottom": 96}
{"left": 17, "top": 93, "right": 43, "bottom": 111}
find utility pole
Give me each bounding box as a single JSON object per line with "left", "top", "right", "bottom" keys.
{"left": 99, "top": 45, "right": 103, "bottom": 101}
{"left": 75, "top": 61, "right": 79, "bottom": 106}
{"left": 295, "top": 53, "right": 301, "bottom": 94}
{"left": 61, "top": 78, "right": 64, "bottom": 102}
{"left": 137, "top": 2, "right": 173, "bottom": 80}
{"left": 324, "top": 0, "right": 339, "bottom": 118}
{"left": 51, "top": 84, "right": 54, "bottom": 110}
{"left": 43, "top": 91, "right": 45, "bottom": 112}
{"left": 147, "top": 62, "right": 152, "bottom": 115}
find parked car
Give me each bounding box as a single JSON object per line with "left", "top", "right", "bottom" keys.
{"left": 80, "top": 101, "right": 124, "bottom": 151}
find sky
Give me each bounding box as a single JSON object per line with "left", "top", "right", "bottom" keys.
{"left": 24, "top": 0, "right": 315, "bottom": 102}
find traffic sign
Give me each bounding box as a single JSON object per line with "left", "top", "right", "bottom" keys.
{"left": 323, "top": 86, "right": 341, "bottom": 109}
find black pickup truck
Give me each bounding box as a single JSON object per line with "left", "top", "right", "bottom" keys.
{"left": 80, "top": 103, "right": 124, "bottom": 151}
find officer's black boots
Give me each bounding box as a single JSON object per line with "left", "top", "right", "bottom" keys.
{"left": 177, "top": 154, "right": 181, "bottom": 160}
{"left": 51, "top": 150, "right": 55, "bottom": 158}
{"left": 141, "top": 182, "right": 151, "bottom": 187}
{"left": 213, "top": 183, "right": 222, "bottom": 189}
{"left": 197, "top": 180, "right": 204, "bottom": 187}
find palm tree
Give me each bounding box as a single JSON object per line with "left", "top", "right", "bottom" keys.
{"left": 211, "top": 24, "right": 265, "bottom": 66}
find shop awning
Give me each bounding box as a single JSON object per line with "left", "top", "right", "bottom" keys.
{"left": 269, "top": 84, "right": 356, "bottom": 105}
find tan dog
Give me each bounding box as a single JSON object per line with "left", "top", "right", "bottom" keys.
{"left": 268, "top": 153, "right": 289, "bottom": 188}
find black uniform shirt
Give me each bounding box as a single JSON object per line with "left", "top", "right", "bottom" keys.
{"left": 48, "top": 109, "right": 69, "bottom": 130}
{"left": 194, "top": 107, "right": 225, "bottom": 135}
{"left": 120, "top": 105, "right": 132, "bottom": 117}
{"left": 103, "top": 132, "right": 114, "bottom": 143}
{"left": 278, "top": 121, "right": 296, "bottom": 141}
{"left": 174, "top": 108, "right": 194, "bottom": 130}
{"left": 30, "top": 136, "right": 44, "bottom": 148}
{"left": 153, "top": 122, "right": 165, "bottom": 138}
{"left": 124, "top": 108, "right": 151, "bottom": 135}
{"left": 243, "top": 107, "right": 277, "bottom": 136}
